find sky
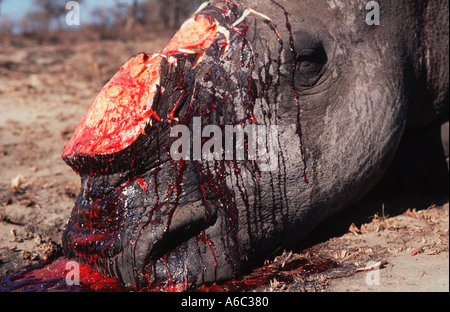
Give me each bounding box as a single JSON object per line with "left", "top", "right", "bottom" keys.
{"left": 0, "top": 0, "right": 143, "bottom": 22}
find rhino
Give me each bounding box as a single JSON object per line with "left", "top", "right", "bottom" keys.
{"left": 59, "top": 0, "right": 448, "bottom": 289}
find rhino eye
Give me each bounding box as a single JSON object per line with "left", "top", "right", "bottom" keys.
{"left": 296, "top": 44, "right": 327, "bottom": 86}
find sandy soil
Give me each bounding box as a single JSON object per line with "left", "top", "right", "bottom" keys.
{"left": 286, "top": 200, "right": 449, "bottom": 292}
{"left": 0, "top": 32, "right": 171, "bottom": 276}
{"left": 0, "top": 33, "right": 448, "bottom": 292}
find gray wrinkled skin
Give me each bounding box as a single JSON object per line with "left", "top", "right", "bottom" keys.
{"left": 62, "top": 0, "right": 449, "bottom": 289}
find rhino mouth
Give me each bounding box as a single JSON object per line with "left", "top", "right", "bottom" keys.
{"left": 63, "top": 174, "right": 142, "bottom": 259}
{"left": 62, "top": 157, "right": 221, "bottom": 288}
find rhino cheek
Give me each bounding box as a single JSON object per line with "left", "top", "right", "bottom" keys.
{"left": 308, "top": 55, "right": 407, "bottom": 219}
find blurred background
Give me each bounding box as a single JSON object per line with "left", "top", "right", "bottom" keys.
{"left": 0, "top": 0, "right": 204, "bottom": 38}
{"left": 0, "top": 0, "right": 207, "bottom": 97}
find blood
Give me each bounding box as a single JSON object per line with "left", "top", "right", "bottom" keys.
{"left": 0, "top": 258, "right": 125, "bottom": 292}
{"left": 191, "top": 154, "right": 243, "bottom": 278}
{"left": 62, "top": 53, "right": 163, "bottom": 158}
{"left": 0, "top": 252, "right": 336, "bottom": 292}
{"left": 198, "top": 255, "right": 338, "bottom": 292}
{"left": 133, "top": 166, "right": 163, "bottom": 281}
{"left": 162, "top": 15, "right": 219, "bottom": 55}
{"left": 53, "top": 0, "right": 313, "bottom": 292}
{"left": 161, "top": 159, "right": 187, "bottom": 239}
{"left": 269, "top": 0, "right": 308, "bottom": 183}
{"left": 200, "top": 230, "right": 218, "bottom": 269}
{"left": 199, "top": 89, "right": 237, "bottom": 117}
{"left": 62, "top": 15, "right": 222, "bottom": 163}
{"left": 135, "top": 177, "right": 148, "bottom": 192}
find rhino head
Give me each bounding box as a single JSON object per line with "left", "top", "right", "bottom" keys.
{"left": 61, "top": 0, "right": 448, "bottom": 289}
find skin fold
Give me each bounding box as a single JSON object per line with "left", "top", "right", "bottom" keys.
{"left": 60, "top": 0, "right": 449, "bottom": 289}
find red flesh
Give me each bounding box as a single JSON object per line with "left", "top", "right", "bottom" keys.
{"left": 62, "top": 15, "right": 219, "bottom": 159}
{"left": 0, "top": 255, "right": 337, "bottom": 292}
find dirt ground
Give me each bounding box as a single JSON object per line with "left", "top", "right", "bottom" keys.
{"left": 0, "top": 32, "right": 448, "bottom": 292}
